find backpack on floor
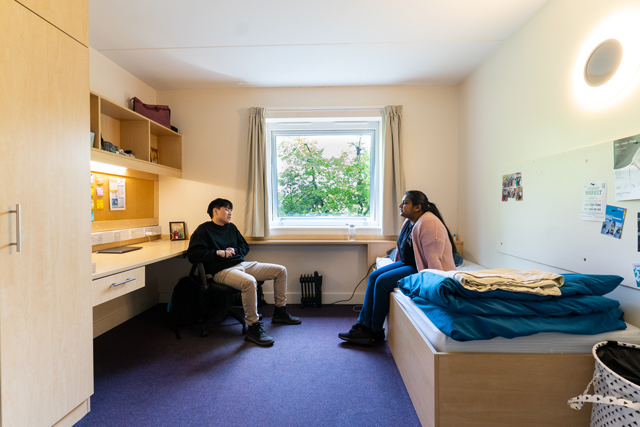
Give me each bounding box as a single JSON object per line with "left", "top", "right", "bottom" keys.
{"left": 167, "top": 272, "right": 223, "bottom": 340}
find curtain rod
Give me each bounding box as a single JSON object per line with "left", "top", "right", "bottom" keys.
{"left": 266, "top": 106, "right": 385, "bottom": 112}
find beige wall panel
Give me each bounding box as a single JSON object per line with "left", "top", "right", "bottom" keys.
{"left": 89, "top": 47, "right": 157, "bottom": 108}
{"left": 157, "top": 86, "right": 459, "bottom": 238}
{"left": 17, "top": 0, "right": 88, "bottom": 45}
{"left": 0, "top": 0, "right": 92, "bottom": 425}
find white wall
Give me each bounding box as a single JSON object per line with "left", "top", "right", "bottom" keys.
{"left": 90, "top": 47, "right": 157, "bottom": 108}
{"left": 458, "top": 0, "right": 640, "bottom": 325}
{"left": 156, "top": 85, "right": 458, "bottom": 302}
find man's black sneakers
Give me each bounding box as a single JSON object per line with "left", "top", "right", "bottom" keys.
{"left": 245, "top": 322, "right": 274, "bottom": 346}
{"left": 338, "top": 323, "right": 374, "bottom": 346}
{"left": 271, "top": 306, "right": 301, "bottom": 325}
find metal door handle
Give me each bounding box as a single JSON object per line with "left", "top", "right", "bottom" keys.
{"left": 9, "top": 204, "right": 21, "bottom": 252}
{"left": 111, "top": 278, "right": 135, "bottom": 287}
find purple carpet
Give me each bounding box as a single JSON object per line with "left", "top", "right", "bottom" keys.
{"left": 76, "top": 304, "right": 421, "bottom": 427}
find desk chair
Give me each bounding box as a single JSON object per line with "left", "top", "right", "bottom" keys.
{"left": 191, "top": 263, "right": 264, "bottom": 336}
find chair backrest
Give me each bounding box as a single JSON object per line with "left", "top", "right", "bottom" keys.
{"left": 190, "top": 263, "right": 212, "bottom": 293}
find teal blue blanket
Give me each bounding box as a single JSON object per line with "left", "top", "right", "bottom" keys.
{"left": 397, "top": 272, "right": 626, "bottom": 341}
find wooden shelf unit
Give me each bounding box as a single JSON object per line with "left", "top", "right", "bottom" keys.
{"left": 90, "top": 92, "right": 182, "bottom": 177}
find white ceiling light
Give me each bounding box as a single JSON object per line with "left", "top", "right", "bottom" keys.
{"left": 574, "top": 17, "right": 640, "bottom": 104}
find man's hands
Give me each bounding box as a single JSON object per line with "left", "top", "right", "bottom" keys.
{"left": 217, "top": 248, "right": 236, "bottom": 258}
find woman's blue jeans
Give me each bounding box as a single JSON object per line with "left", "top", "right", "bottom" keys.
{"left": 357, "top": 261, "right": 417, "bottom": 332}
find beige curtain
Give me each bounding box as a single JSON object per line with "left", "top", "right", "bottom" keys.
{"left": 382, "top": 105, "right": 406, "bottom": 236}
{"left": 245, "top": 107, "right": 270, "bottom": 237}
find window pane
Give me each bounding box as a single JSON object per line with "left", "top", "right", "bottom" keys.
{"left": 276, "top": 134, "right": 371, "bottom": 218}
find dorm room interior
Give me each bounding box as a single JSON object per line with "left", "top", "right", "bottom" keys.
{"left": 3, "top": 0, "right": 640, "bottom": 425}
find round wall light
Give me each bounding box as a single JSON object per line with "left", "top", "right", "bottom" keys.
{"left": 574, "top": 17, "right": 640, "bottom": 104}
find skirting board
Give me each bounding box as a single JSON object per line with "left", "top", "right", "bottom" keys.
{"left": 93, "top": 293, "right": 159, "bottom": 338}
{"left": 158, "top": 291, "right": 365, "bottom": 305}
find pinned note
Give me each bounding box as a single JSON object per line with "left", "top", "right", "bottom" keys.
{"left": 96, "top": 186, "right": 103, "bottom": 197}
{"left": 96, "top": 199, "right": 104, "bottom": 209}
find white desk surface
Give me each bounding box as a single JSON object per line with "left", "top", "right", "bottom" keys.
{"left": 92, "top": 240, "right": 190, "bottom": 280}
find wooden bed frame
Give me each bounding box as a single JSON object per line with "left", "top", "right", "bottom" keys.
{"left": 387, "top": 293, "right": 595, "bottom": 427}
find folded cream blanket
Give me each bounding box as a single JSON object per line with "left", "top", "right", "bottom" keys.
{"left": 453, "top": 269, "right": 564, "bottom": 296}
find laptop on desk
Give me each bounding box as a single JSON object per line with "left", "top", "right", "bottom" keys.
{"left": 96, "top": 246, "right": 143, "bottom": 254}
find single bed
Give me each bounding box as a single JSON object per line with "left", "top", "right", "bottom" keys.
{"left": 385, "top": 260, "right": 640, "bottom": 427}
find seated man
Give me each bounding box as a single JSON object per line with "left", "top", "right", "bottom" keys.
{"left": 187, "top": 198, "right": 301, "bottom": 346}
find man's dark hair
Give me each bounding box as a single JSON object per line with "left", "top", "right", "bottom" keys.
{"left": 207, "top": 198, "right": 233, "bottom": 218}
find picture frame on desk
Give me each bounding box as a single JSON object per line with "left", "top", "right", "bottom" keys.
{"left": 150, "top": 147, "right": 159, "bottom": 164}
{"left": 170, "top": 222, "right": 186, "bottom": 240}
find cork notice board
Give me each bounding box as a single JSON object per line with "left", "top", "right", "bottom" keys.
{"left": 91, "top": 171, "right": 158, "bottom": 232}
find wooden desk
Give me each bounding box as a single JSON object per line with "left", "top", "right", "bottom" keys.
{"left": 92, "top": 240, "right": 190, "bottom": 280}
{"left": 91, "top": 240, "right": 189, "bottom": 308}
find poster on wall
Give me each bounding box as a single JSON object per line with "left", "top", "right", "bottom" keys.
{"left": 109, "top": 178, "right": 126, "bottom": 211}
{"left": 613, "top": 134, "right": 640, "bottom": 201}
{"left": 600, "top": 205, "right": 626, "bottom": 239}
{"left": 581, "top": 181, "right": 607, "bottom": 221}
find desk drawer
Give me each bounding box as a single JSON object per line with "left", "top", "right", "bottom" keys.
{"left": 92, "top": 267, "right": 145, "bottom": 307}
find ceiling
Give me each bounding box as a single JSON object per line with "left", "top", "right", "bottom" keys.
{"left": 89, "top": 0, "right": 548, "bottom": 90}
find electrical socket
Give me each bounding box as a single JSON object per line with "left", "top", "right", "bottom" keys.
{"left": 91, "top": 233, "right": 103, "bottom": 245}
{"left": 144, "top": 226, "right": 162, "bottom": 236}
{"left": 102, "top": 231, "right": 114, "bottom": 244}
{"left": 119, "top": 229, "right": 131, "bottom": 241}
{"left": 130, "top": 228, "right": 145, "bottom": 239}
{"left": 113, "top": 231, "right": 122, "bottom": 242}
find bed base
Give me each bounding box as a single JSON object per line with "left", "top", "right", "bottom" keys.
{"left": 387, "top": 295, "right": 594, "bottom": 427}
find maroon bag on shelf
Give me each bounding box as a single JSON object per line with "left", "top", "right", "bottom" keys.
{"left": 131, "top": 97, "right": 171, "bottom": 129}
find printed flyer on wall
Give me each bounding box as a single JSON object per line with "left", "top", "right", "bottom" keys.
{"left": 613, "top": 134, "right": 640, "bottom": 201}
{"left": 634, "top": 263, "right": 640, "bottom": 287}
{"left": 109, "top": 178, "right": 126, "bottom": 211}
{"left": 581, "top": 181, "right": 607, "bottom": 221}
{"left": 600, "top": 205, "right": 626, "bottom": 239}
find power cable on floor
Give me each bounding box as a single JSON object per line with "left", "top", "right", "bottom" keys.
{"left": 331, "top": 261, "right": 377, "bottom": 306}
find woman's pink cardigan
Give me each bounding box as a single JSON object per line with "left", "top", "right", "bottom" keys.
{"left": 394, "top": 212, "right": 456, "bottom": 271}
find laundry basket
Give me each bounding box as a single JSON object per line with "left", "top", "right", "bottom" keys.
{"left": 568, "top": 341, "right": 640, "bottom": 427}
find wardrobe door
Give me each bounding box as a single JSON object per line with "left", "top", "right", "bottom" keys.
{"left": 15, "top": 0, "right": 89, "bottom": 45}
{"left": 0, "top": 0, "right": 92, "bottom": 425}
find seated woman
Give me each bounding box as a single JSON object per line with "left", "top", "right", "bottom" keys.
{"left": 339, "top": 190, "right": 457, "bottom": 346}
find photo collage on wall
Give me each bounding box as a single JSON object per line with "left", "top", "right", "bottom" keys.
{"left": 502, "top": 172, "right": 523, "bottom": 202}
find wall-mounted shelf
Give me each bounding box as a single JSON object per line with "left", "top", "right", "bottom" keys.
{"left": 90, "top": 92, "right": 182, "bottom": 177}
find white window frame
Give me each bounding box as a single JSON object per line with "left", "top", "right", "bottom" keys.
{"left": 266, "top": 117, "right": 382, "bottom": 228}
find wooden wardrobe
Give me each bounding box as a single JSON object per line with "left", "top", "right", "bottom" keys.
{"left": 0, "top": 0, "right": 93, "bottom": 425}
